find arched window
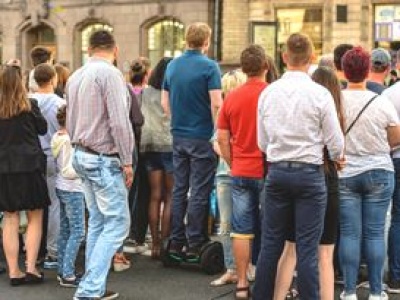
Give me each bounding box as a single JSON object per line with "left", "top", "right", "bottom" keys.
{"left": 147, "top": 19, "right": 185, "bottom": 66}
{"left": 81, "top": 23, "right": 113, "bottom": 65}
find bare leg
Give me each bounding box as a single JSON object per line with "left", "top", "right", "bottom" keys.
{"left": 161, "top": 172, "right": 174, "bottom": 240}
{"left": 2, "top": 212, "right": 23, "bottom": 278}
{"left": 25, "top": 209, "right": 43, "bottom": 275}
{"left": 233, "top": 238, "right": 251, "bottom": 297}
{"left": 319, "top": 245, "right": 335, "bottom": 300}
{"left": 148, "top": 170, "right": 163, "bottom": 257}
{"left": 274, "top": 241, "right": 297, "bottom": 300}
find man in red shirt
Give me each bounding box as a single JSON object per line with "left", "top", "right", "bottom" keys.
{"left": 217, "top": 45, "right": 268, "bottom": 299}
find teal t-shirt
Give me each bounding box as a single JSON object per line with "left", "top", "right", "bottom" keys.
{"left": 163, "top": 50, "right": 222, "bottom": 140}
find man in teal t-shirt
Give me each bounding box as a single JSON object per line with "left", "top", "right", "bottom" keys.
{"left": 162, "top": 22, "right": 222, "bottom": 259}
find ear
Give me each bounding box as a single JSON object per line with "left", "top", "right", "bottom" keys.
{"left": 282, "top": 52, "right": 289, "bottom": 64}
{"left": 88, "top": 46, "right": 93, "bottom": 56}
{"left": 310, "top": 53, "right": 316, "bottom": 64}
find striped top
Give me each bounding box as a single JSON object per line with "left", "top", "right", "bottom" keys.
{"left": 66, "top": 57, "right": 134, "bottom": 165}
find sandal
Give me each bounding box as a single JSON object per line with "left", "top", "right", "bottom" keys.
{"left": 235, "top": 286, "right": 251, "bottom": 300}
{"left": 285, "top": 288, "right": 299, "bottom": 299}
{"left": 113, "top": 253, "right": 131, "bottom": 272}
{"left": 210, "top": 270, "right": 238, "bottom": 287}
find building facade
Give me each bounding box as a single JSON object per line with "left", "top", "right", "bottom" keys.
{"left": 0, "top": 0, "right": 215, "bottom": 70}
{"left": 221, "top": 0, "right": 400, "bottom": 68}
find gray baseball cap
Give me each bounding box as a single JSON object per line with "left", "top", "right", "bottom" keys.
{"left": 371, "top": 48, "right": 391, "bottom": 66}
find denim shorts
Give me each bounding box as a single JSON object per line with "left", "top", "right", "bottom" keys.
{"left": 144, "top": 152, "right": 173, "bottom": 173}
{"left": 231, "top": 176, "right": 263, "bottom": 239}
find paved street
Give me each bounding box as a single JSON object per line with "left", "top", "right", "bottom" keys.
{"left": 1, "top": 250, "right": 400, "bottom": 300}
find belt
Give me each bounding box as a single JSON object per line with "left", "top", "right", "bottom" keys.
{"left": 272, "top": 161, "right": 322, "bottom": 170}
{"left": 73, "top": 144, "right": 119, "bottom": 158}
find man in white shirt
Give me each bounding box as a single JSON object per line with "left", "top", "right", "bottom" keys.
{"left": 253, "top": 33, "right": 344, "bottom": 300}
{"left": 382, "top": 82, "right": 400, "bottom": 293}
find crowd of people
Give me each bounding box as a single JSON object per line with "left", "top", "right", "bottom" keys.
{"left": 0, "top": 21, "right": 400, "bottom": 300}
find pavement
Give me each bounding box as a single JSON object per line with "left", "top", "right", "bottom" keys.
{"left": 0, "top": 250, "right": 400, "bottom": 300}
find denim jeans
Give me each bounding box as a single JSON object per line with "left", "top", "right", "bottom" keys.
{"left": 170, "top": 136, "right": 217, "bottom": 248}
{"left": 216, "top": 175, "right": 234, "bottom": 270}
{"left": 339, "top": 169, "right": 393, "bottom": 295}
{"left": 253, "top": 163, "right": 326, "bottom": 300}
{"left": 389, "top": 159, "right": 400, "bottom": 281}
{"left": 46, "top": 157, "right": 60, "bottom": 257}
{"left": 56, "top": 189, "right": 85, "bottom": 278}
{"left": 72, "top": 149, "right": 130, "bottom": 298}
{"left": 231, "top": 176, "right": 263, "bottom": 237}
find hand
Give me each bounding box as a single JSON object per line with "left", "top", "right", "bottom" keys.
{"left": 335, "top": 157, "right": 346, "bottom": 171}
{"left": 123, "top": 165, "right": 134, "bottom": 188}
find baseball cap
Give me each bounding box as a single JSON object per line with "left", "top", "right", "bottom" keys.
{"left": 371, "top": 48, "right": 391, "bottom": 66}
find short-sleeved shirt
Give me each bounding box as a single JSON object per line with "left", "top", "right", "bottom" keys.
{"left": 163, "top": 49, "right": 221, "bottom": 140}
{"left": 217, "top": 79, "right": 267, "bottom": 179}
{"left": 340, "top": 90, "right": 399, "bottom": 178}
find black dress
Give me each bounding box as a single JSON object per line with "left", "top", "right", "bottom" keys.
{"left": 0, "top": 99, "right": 50, "bottom": 212}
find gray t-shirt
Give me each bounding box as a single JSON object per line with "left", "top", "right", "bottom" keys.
{"left": 339, "top": 90, "right": 399, "bottom": 178}
{"left": 140, "top": 86, "right": 172, "bottom": 153}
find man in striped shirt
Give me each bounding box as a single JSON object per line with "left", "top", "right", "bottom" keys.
{"left": 67, "top": 30, "right": 134, "bottom": 300}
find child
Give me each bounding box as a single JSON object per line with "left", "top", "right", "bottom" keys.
{"left": 51, "top": 105, "right": 85, "bottom": 287}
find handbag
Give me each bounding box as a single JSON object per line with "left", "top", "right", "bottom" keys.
{"left": 345, "top": 95, "right": 378, "bottom": 135}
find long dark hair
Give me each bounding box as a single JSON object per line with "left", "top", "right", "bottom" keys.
{"left": 311, "top": 66, "right": 345, "bottom": 131}
{"left": 148, "top": 57, "right": 173, "bottom": 90}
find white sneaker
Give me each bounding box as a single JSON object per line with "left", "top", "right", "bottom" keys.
{"left": 368, "top": 292, "right": 388, "bottom": 300}
{"left": 340, "top": 292, "right": 358, "bottom": 300}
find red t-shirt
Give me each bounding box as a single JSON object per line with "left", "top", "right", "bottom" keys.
{"left": 217, "top": 79, "right": 267, "bottom": 179}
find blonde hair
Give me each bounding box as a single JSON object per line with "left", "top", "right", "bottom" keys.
{"left": 222, "top": 70, "right": 247, "bottom": 97}
{"left": 185, "top": 22, "right": 212, "bottom": 49}
{"left": 0, "top": 66, "right": 30, "bottom": 119}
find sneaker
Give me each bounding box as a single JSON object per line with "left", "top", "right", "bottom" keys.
{"left": 368, "top": 291, "right": 388, "bottom": 300}
{"left": 387, "top": 280, "right": 400, "bottom": 294}
{"left": 59, "top": 276, "right": 80, "bottom": 288}
{"left": 340, "top": 292, "right": 358, "bottom": 300}
{"left": 169, "top": 242, "right": 185, "bottom": 257}
{"left": 43, "top": 256, "right": 58, "bottom": 269}
{"left": 101, "top": 290, "right": 119, "bottom": 299}
{"left": 123, "top": 242, "right": 148, "bottom": 254}
{"left": 73, "top": 291, "right": 119, "bottom": 300}
{"left": 186, "top": 246, "right": 201, "bottom": 262}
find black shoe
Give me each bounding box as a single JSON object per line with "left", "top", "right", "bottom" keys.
{"left": 101, "top": 290, "right": 119, "bottom": 299}
{"left": 9, "top": 276, "right": 26, "bottom": 286}
{"left": 25, "top": 272, "right": 44, "bottom": 284}
{"left": 59, "top": 276, "right": 81, "bottom": 288}
{"left": 169, "top": 242, "right": 185, "bottom": 257}
{"left": 0, "top": 266, "right": 5, "bottom": 275}
{"left": 186, "top": 246, "right": 201, "bottom": 262}
{"left": 387, "top": 280, "right": 400, "bottom": 294}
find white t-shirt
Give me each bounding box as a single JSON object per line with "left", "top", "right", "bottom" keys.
{"left": 382, "top": 82, "right": 400, "bottom": 158}
{"left": 339, "top": 90, "right": 399, "bottom": 178}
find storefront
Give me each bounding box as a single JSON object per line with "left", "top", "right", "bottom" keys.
{"left": 374, "top": 4, "right": 400, "bottom": 59}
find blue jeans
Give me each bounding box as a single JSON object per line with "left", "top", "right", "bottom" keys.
{"left": 170, "top": 136, "right": 217, "bottom": 248}
{"left": 72, "top": 150, "right": 130, "bottom": 298}
{"left": 216, "top": 176, "right": 234, "bottom": 270}
{"left": 390, "top": 159, "right": 400, "bottom": 281}
{"left": 56, "top": 189, "right": 85, "bottom": 278}
{"left": 339, "top": 169, "right": 393, "bottom": 295}
{"left": 253, "top": 163, "right": 326, "bottom": 300}
{"left": 231, "top": 177, "right": 263, "bottom": 237}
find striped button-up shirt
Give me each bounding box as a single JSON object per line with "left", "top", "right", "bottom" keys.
{"left": 66, "top": 57, "right": 134, "bottom": 165}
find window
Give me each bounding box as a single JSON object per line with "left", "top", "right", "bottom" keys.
{"left": 27, "top": 25, "right": 56, "bottom": 64}
{"left": 147, "top": 19, "right": 185, "bottom": 66}
{"left": 375, "top": 5, "right": 400, "bottom": 53}
{"left": 276, "top": 8, "right": 323, "bottom": 71}
{"left": 81, "top": 23, "right": 113, "bottom": 65}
